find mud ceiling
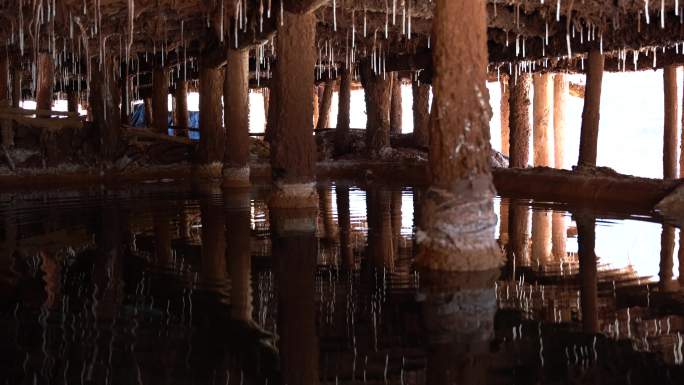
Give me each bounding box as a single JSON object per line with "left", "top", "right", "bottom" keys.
{"left": 2, "top": 0, "right": 684, "bottom": 91}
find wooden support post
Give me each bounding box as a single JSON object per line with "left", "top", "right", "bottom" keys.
{"left": 223, "top": 48, "right": 251, "bottom": 186}
{"left": 577, "top": 49, "right": 604, "bottom": 169}
{"left": 660, "top": 224, "right": 677, "bottom": 292}
{"left": 509, "top": 74, "right": 531, "bottom": 168}
{"left": 265, "top": 69, "right": 278, "bottom": 144}
{"left": 412, "top": 78, "right": 430, "bottom": 148}
{"left": 334, "top": 67, "right": 352, "bottom": 156}
{"left": 152, "top": 65, "right": 168, "bottom": 134}
{"left": 360, "top": 61, "right": 392, "bottom": 158}
{"left": 663, "top": 65, "right": 678, "bottom": 179}
{"left": 313, "top": 85, "right": 320, "bottom": 128}
{"left": 175, "top": 80, "right": 189, "bottom": 136}
{"left": 144, "top": 97, "right": 154, "bottom": 127}
{"left": 262, "top": 88, "right": 270, "bottom": 133}
{"left": 577, "top": 215, "right": 598, "bottom": 334}
{"left": 195, "top": 57, "right": 225, "bottom": 180}
{"left": 11, "top": 61, "right": 20, "bottom": 108}
{"left": 270, "top": 10, "right": 317, "bottom": 207}
{"left": 67, "top": 89, "right": 79, "bottom": 114}
{"left": 390, "top": 73, "right": 402, "bottom": 134}
{"left": 416, "top": 0, "right": 502, "bottom": 272}
{"left": 89, "top": 57, "right": 122, "bottom": 161}
{"left": 533, "top": 73, "right": 553, "bottom": 167}
{"left": 36, "top": 52, "right": 54, "bottom": 115}
{"left": 0, "top": 55, "right": 12, "bottom": 148}
{"left": 500, "top": 74, "right": 510, "bottom": 156}
{"left": 120, "top": 76, "right": 130, "bottom": 124}
{"left": 316, "top": 80, "right": 333, "bottom": 130}
{"left": 553, "top": 74, "right": 568, "bottom": 169}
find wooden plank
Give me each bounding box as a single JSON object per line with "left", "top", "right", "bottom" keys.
{"left": 124, "top": 126, "right": 193, "bottom": 145}
{"left": 0, "top": 106, "right": 79, "bottom": 118}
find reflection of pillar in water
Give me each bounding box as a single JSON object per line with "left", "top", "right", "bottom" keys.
{"left": 576, "top": 215, "right": 598, "bottom": 334}
{"left": 318, "top": 186, "right": 336, "bottom": 240}
{"left": 367, "top": 186, "right": 395, "bottom": 270}
{"left": 551, "top": 212, "right": 567, "bottom": 262}
{"left": 531, "top": 210, "right": 552, "bottom": 266}
{"left": 679, "top": 231, "right": 684, "bottom": 290}
{"left": 659, "top": 224, "right": 676, "bottom": 292}
{"left": 507, "top": 201, "right": 530, "bottom": 269}
{"left": 421, "top": 269, "right": 499, "bottom": 385}
{"left": 225, "top": 189, "right": 253, "bottom": 321}
{"left": 95, "top": 206, "right": 126, "bottom": 317}
{"left": 499, "top": 199, "right": 509, "bottom": 245}
{"left": 336, "top": 185, "right": 354, "bottom": 270}
{"left": 178, "top": 201, "right": 193, "bottom": 240}
{"left": 200, "top": 199, "right": 227, "bottom": 286}
{"left": 153, "top": 207, "right": 173, "bottom": 266}
{"left": 270, "top": 206, "right": 319, "bottom": 385}
{"left": 391, "top": 190, "right": 403, "bottom": 253}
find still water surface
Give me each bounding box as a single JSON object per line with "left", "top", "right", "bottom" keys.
{"left": 1, "top": 182, "right": 683, "bottom": 384}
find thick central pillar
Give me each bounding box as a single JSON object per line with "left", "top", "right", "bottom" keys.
{"left": 663, "top": 65, "right": 678, "bottom": 179}
{"left": 532, "top": 73, "right": 553, "bottom": 265}
{"left": 390, "top": 73, "right": 402, "bottom": 134}
{"left": 36, "top": 52, "right": 54, "bottom": 115}
{"left": 360, "top": 62, "right": 392, "bottom": 158}
{"left": 334, "top": 67, "right": 352, "bottom": 156}
{"left": 508, "top": 74, "right": 531, "bottom": 168}
{"left": 412, "top": 78, "right": 430, "bottom": 148}
{"left": 270, "top": 10, "right": 318, "bottom": 208}
{"left": 152, "top": 65, "right": 168, "bottom": 134}
{"left": 416, "top": 0, "right": 502, "bottom": 272}
{"left": 553, "top": 74, "right": 568, "bottom": 169}
{"left": 577, "top": 48, "right": 604, "bottom": 168}
{"left": 223, "top": 48, "right": 251, "bottom": 187}
{"left": 195, "top": 57, "right": 225, "bottom": 180}
{"left": 175, "top": 80, "right": 189, "bottom": 137}
{"left": 316, "top": 80, "right": 333, "bottom": 130}
{"left": 89, "top": 56, "right": 122, "bottom": 161}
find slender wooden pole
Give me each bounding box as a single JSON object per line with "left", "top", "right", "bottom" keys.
{"left": 175, "top": 80, "right": 189, "bottom": 136}
{"left": 316, "top": 80, "right": 333, "bottom": 129}
{"left": 36, "top": 53, "right": 54, "bottom": 115}
{"left": 334, "top": 67, "right": 352, "bottom": 156}
{"left": 533, "top": 73, "right": 553, "bottom": 167}
{"left": 152, "top": 65, "right": 168, "bottom": 134}
{"left": 390, "top": 73, "right": 402, "bottom": 134}
{"left": 553, "top": 74, "right": 568, "bottom": 169}
{"left": 663, "top": 65, "right": 678, "bottom": 179}
{"left": 412, "top": 78, "right": 430, "bottom": 148}
{"left": 577, "top": 48, "right": 604, "bottom": 168}
{"left": 500, "top": 74, "right": 510, "bottom": 157}
{"left": 509, "top": 74, "right": 531, "bottom": 168}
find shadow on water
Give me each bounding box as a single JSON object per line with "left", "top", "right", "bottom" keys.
{"left": 0, "top": 182, "right": 683, "bottom": 384}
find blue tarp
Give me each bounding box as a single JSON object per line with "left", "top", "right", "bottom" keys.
{"left": 130, "top": 103, "right": 200, "bottom": 140}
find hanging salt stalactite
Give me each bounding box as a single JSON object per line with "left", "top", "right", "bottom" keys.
{"left": 407, "top": 0, "right": 412, "bottom": 40}
{"left": 220, "top": 0, "right": 224, "bottom": 42}
{"left": 556, "top": 0, "right": 561, "bottom": 21}
{"left": 333, "top": 0, "right": 337, "bottom": 31}
{"left": 645, "top": 0, "right": 651, "bottom": 24}
{"left": 259, "top": 0, "right": 264, "bottom": 33}
{"left": 267, "top": 0, "right": 271, "bottom": 18}
{"left": 661, "top": 0, "right": 665, "bottom": 29}
{"left": 402, "top": 0, "right": 406, "bottom": 36}
{"left": 363, "top": 7, "right": 367, "bottom": 38}
{"left": 352, "top": 10, "right": 356, "bottom": 49}
{"left": 127, "top": 0, "right": 134, "bottom": 58}
{"left": 280, "top": 0, "right": 283, "bottom": 26}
